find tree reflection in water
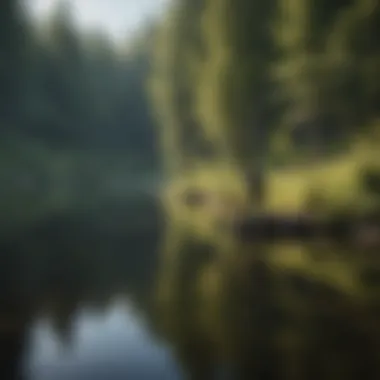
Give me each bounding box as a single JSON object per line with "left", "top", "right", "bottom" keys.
{"left": 154, "top": 223, "right": 380, "bottom": 380}
{"left": 1, "top": 201, "right": 380, "bottom": 380}
{"left": 0, "top": 201, "right": 162, "bottom": 380}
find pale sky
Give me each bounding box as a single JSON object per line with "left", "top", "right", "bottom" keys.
{"left": 25, "top": 0, "right": 169, "bottom": 40}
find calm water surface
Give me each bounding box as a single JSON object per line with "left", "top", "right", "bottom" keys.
{"left": 2, "top": 198, "right": 379, "bottom": 380}
{"left": 24, "top": 299, "right": 182, "bottom": 380}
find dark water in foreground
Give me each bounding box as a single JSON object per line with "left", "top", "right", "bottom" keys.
{"left": 2, "top": 198, "right": 380, "bottom": 380}
{"left": 24, "top": 299, "right": 182, "bottom": 380}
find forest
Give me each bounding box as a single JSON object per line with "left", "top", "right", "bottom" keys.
{"left": 2, "top": 0, "right": 379, "bottom": 207}
{"left": 1, "top": 0, "right": 380, "bottom": 379}
{"left": 1, "top": 1, "right": 158, "bottom": 154}
{"left": 0, "top": 0, "right": 163, "bottom": 233}
{"left": 150, "top": 0, "right": 380, "bottom": 162}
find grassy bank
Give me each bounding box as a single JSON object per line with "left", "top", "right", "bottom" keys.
{"left": 163, "top": 142, "right": 380, "bottom": 239}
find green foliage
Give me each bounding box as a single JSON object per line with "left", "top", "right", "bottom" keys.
{"left": 0, "top": 1, "right": 162, "bottom": 235}
{"left": 151, "top": 0, "right": 380, "bottom": 173}
{"left": 149, "top": 0, "right": 208, "bottom": 175}
{"left": 274, "top": 0, "right": 380, "bottom": 155}
{"left": 1, "top": 0, "right": 159, "bottom": 167}
{"left": 197, "top": 0, "right": 278, "bottom": 160}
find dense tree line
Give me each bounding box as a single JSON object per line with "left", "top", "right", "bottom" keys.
{"left": 1, "top": 0, "right": 159, "bottom": 169}
{"left": 150, "top": 0, "right": 380, "bottom": 198}
{"left": 4, "top": 0, "right": 377, "bottom": 179}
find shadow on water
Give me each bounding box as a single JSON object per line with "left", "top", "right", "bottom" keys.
{"left": 1, "top": 194, "right": 380, "bottom": 380}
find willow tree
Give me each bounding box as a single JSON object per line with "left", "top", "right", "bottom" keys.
{"left": 194, "top": 0, "right": 279, "bottom": 204}
{"left": 149, "top": 0, "right": 207, "bottom": 176}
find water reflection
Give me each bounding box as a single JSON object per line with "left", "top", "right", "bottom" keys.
{"left": 154, "top": 225, "right": 380, "bottom": 379}
{"left": 0, "top": 307, "right": 30, "bottom": 380}
{"left": 1, "top": 196, "right": 380, "bottom": 380}
{"left": 25, "top": 300, "right": 181, "bottom": 380}
{"left": 0, "top": 198, "right": 165, "bottom": 380}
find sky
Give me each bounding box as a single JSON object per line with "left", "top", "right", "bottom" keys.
{"left": 25, "top": 0, "right": 169, "bottom": 40}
